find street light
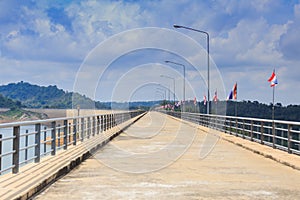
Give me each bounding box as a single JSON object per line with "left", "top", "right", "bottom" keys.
{"left": 173, "top": 24, "right": 210, "bottom": 114}
{"left": 155, "top": 91, "right": 165, "bottom": 109}
{"left": 157, "top": 86, "right": 167, "bottom": 108}
{"left": 160, "top": 75, "right": 176, "bottom": 105}
{"left": 164, "top": 60, "right": 185, "bottom": 111}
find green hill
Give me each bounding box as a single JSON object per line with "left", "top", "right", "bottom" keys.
{"left": 0, "top": 81, "right": 108, "bottom": 109}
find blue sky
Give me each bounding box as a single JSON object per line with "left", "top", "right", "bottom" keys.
{"left": 0, "top": 0, "right": 299, "bottom": 105}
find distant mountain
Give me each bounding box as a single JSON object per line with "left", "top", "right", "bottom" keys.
{"left": 0, "top": 81, "right": 108, "bottom": 109}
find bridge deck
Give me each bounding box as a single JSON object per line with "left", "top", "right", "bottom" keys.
{"left": 0, "top": 114, "right": 144, "bottom": 200}
{"left": 35, "top": 112, "right": 300, "bottom": 199}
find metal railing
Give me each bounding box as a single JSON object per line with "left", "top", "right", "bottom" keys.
{"left": 164, "top": 111, "right": 300, "bottom": 155}
{"left": 0, "top": 110, "right": 145, "bottom": 175}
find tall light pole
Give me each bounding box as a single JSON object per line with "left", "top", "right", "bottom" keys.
{"left": 173, "top": 24, "right": 210, "bottom": 114}
{"left": 157, "top": 86, "right": 167, "bottom": 107}
{"left": 160, "top": 75, "right": 176, "bottom": 105}
{"left": 156, "top": 91, "right": 165, "bottom": 109}
{"left": 165, "top": 60, "right": 185, "bottom": 111}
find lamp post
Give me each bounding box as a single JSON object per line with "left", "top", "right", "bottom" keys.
{"left": 156, "top": 91, "right": 165, "bottom": 109}
{"left": 160, "top": 75, "right": 176, "bottom": 105}
{"left": 157, "top": 87, "right": 167, "bottom": 108}
{"left": 165, "top": 60, "right": 185, "bottom": 112}
{"left": 173, "top": 24, "right": 210, "bottom": 114}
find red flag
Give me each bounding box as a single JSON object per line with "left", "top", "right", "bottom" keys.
{"left": 268, "top": 70, "right": 278, "bottom": 87}
{"left": 227, "top": 82, "right": 237, "bottom": 100}
{"left": 194, "top": 97, "right": 197, "bottom": 105}
{"left": 213, "top": 90, "right": 218, "bottom": 103}
{"left": 203, "top": 95, "right": 207, "bottom": 105}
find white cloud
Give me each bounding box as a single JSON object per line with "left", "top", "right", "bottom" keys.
{"left": 0, "top": 0, "right": 299, "bottom": 105}
{"left": 279, "top": 3, "right": 300, "bottom": 61}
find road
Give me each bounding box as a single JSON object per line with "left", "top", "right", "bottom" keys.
{"left": 35, "top": 111, "right": 300, "bottom": 199}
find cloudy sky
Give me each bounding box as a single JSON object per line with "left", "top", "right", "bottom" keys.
{"left": 0, "top": 0, "right": 299, "bottom": 105}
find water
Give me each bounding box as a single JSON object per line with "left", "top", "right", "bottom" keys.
{"left": 0, "top": 125, "right": 51, "bottom": 174}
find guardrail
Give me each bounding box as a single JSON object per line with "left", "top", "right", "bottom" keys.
{"left": 163, "top": 111, "right": 300, "bottom": 155}
{"left": 0, "top": 110, "right": 145, "bottom": 175}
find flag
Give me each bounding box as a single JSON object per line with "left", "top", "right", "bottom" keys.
{"left": 227, "top": 82, "right": 237, "bottom": 100}
{"left": 213, "top": 90, "right": 218, "bottom": 103}
{"left": 203, "top": 95, "right": 207, "bottom": 105}
{"left": 194, "top": 97, "right": 197, "bottom": 105}
{"left": 268, "top": 70, "right": 278, "bottom": 87}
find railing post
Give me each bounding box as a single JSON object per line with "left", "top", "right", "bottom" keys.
{"left": 25, "top": 130, "right": 28, "bottom": 161}
{"left": 81, "top": 118, "right": 84, "bottom": 141}
{"left": 235, "top": 118, "right": 238, "bottom": 136}
{"left": 0, "top": 134, "right": 2, "bottom": 175}
{"left": 68, "top": 122, "right": 71, "bottom": 145}
{"left": 51, "top": 121, "right": 56, "bottom": 156}
{"left": 97, "top": 116, "right": 100, "bottom": 134}
{"left": 57, "top": 124, "right": 61, "bottom": 148}
{"left": 287, "top": 124, "right": 292, "bottom": 154}
{"left": 44, "top": 126, "right": 47, "bottom": 154}
{"left": 250, "top": 120, "right": 253, "bottom": 141}
{"left": 35, "top": 123, "right": 41, "bottom": 163}
{"left": 242, "top": 119, "right": 245, "bottom": 139}
{"left": 229, "top": 118, "right": 232, "bottom": 135}
{"left": 73, "top": 119, "right": 77, "bottom": 145}
{"left": 104, "top": 115, "right": 107, "bottom": 131}
{"left": 92, "top": 116, "right": 96, "bottom": 136}
{"left": 260, "top": 121, "right": 264, "bottom": 144}
{"left": 109, "top": 114, "right": 111, "bottom": 129}
{"left": 272, "top": 121, "right": 276, "bottom": 149}
{"left": 101, "top": 115, "right": 104, "bottom": 132}
{"left": 105, "top": 115, "right": 109, "bottom": 131}
{"left": 63, "top": 120, "right": 68, "bottom": 150}
{"left": 12, "top": 126, "right": 20, "bottom": 174}
{"left": 112, "top": 114, "right": 115, "bottom": 127}
{"left": 87, "top": 117, "right": 91, "bottom": 139}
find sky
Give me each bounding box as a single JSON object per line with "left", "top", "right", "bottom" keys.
{"left": 0, "top": 0, "right": 300, "bottom": 105}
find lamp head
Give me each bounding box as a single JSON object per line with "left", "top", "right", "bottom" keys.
{"left": 173, "top": 24, "right": 181, "bottom": 28}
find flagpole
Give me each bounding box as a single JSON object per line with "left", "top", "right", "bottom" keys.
{"left": 272, "top": 81, "right": 275, "bottom": 148}
{"left": 215, "top": 88, "right": 218, "bottom": 115}
{"left": 272, "top": 85, "right": 275, "bottom": 120}
{"left": 269, "top": 68, "right": 277, "bottom": 148}
{"left": 235, "top": 82, "right": 237, "bottom": 117}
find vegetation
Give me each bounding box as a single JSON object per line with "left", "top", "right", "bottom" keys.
{"left": 0, "top": 81, "right": 299, "bottom": 122}
{"left": 0, "top": 93, "right": 22, "bottom": 108}
{"left": 183, "top": 100, "right": 300, "bottom": 122}
{"left": 0, "top": 81, "right": 109, "bottom": 109}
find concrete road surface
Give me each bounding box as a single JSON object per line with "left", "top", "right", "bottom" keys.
{"left": 35, "top": 112, "right": 300, "bottom": 199}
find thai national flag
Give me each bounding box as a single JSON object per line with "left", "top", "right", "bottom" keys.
{"left": 203, "top": 95, "right": 207, "bottom": 105}
{"left": 227, "top": 83, "right": 237, "bottom": 100}
{"left": 268, "top": 70, "right": 278, "bottom": 87}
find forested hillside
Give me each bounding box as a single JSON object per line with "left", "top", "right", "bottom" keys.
{"left": 0, "top": 81, "right": 108, "bottom": 109}
{"left": 0, "top": 94, "right": 22, "bottom": 108}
